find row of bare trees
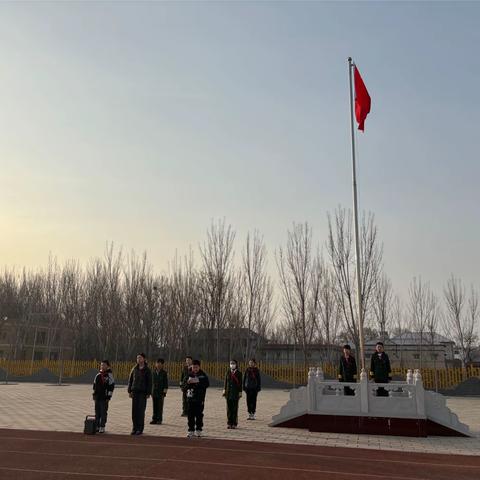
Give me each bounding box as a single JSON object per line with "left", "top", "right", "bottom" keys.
{"left": 0, "top": 210, "right": 478, "bottom": 366}
{"left": 0, "top": 221, "right": 274, "bottom": 363}
{"left": 274, "top": 207, "right": 479, "bottom": 368}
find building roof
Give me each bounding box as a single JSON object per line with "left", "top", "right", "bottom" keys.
{"left": 195, "top": 328, "right": 263, "bottom": 339}
{"left": 262, "top": 343, "right": 341, "bottom": 351}
{"left": 364, "top": 332, "right": 454, "bottom": 347}
{"left": 391, "top": 332, "right": 454, "bottom": 345}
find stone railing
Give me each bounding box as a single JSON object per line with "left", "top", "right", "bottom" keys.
{"left": 272, "top": 367, "right": 470, "bottom": 436}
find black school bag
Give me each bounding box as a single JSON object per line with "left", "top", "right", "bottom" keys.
{"left": 84, "top": 415, "right": 96, "bottom": 435}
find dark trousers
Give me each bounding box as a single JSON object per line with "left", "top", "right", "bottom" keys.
{"left": 131, "top": 393, "right": 148, "bottom": 432}
{"left": 94, "top": 399, "right": 109, "bottom": 428}
{"left": 187, "top": 401, "right": 204, "bottom": 431}
{"left": 245, "top": 390, "right": 258, "bottom": 414}
{"left": 375, "top": 378, "right": 389, "bottom": 397}
{"left": 152, "top": 395, "right": 165, "bottom": 423}
{"left": 341, "top": 379, "right": 355, "bottom": 396}
{"left": 376, "top": 387, "right": 389, "bottom": 397}
{"left": 182, "top": 390, "right": 188, "bottom": 415}
{"left": 226, "top": 397, "right": 239, "bottom": 426}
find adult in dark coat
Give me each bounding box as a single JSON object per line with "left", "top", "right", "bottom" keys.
{"left": 181, "top": 359, "right": 209, "bottom": 437}
{"left": 150, "top": 358, "right": 168, "bottom": 425}
{"left": 369, "top": 342, "right": 392, "bottom": 397}
{"left": 338, "top": 345, "right": 357, "bottom": 396}
{"left": 243, "top": 358, "right": 261, "bottom": 419}
{"left": 223, "top": 360, "right": 242, "bottom": 428}
{"left": 128, "top": 353, "right": 152, "bottom": 435}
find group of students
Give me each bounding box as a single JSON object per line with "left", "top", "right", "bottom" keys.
{"left": 91, "top": 343, "right": 390, "bottom": 436}
{"left": 92, "top": 354, "right": 262, "bottom": 437}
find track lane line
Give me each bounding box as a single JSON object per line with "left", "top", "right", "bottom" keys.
{"left": 0, "top": 466, "right": 176, "bottom": 479}
{"left": 0, "top": 434, "right": 477, "bottom": 469}
{"left": 0, "top": 449, "right": 442, "bottom": 480}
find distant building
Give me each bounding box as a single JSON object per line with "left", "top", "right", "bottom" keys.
{"left": 365, "top": 332, "right": 457, "bottom": 369}
{"left": 467, "top": 347, "right": 480, "bottom": 367}
{"left": 0, "top": 316, "right": 73, "bottom": 361}
{"left": 190, "top": 328, "right": 266, "bottom": 362}
{"left": 261, "top": 343, "right": 341, "bottom": 365}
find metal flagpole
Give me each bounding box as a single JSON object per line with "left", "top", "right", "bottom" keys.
{"left": 348, "top": 57, "right": 366, "bottom": 374}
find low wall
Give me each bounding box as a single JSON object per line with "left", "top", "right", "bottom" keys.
{"left": 0, "top": 360, "right": 479, "bottom": 391}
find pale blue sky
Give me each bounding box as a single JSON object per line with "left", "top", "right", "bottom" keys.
{"left": 0, "top": 1, "right": 479, "bottom": 301}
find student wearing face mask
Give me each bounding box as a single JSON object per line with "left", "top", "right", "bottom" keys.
{"left": 223, "top": 360, "right": 243, "bottom": 429}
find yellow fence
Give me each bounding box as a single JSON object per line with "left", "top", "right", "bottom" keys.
{"left": 0, "top": 359, "right": 479, "bottom": 391}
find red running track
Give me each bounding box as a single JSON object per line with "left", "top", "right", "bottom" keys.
{"left": 0, "top": 429, "right": 478, "bottom": 480}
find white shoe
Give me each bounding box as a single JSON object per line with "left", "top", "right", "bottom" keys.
{"left": 98, "top": 427, "right": 105, "bottom": 433}
{"left": 195, "top": 430, "right": 202, "bottom": 437}
{"left": 252, "top": 414, "right": 256, "bottom": 420}
{"left": 187, "top": 430, "right": 194, "bottom": 438}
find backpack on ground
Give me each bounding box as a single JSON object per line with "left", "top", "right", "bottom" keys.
{"left": 84, "top": 415, "right": 96, "bottom": 435}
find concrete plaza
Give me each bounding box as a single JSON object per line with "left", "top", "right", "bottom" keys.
{"left": 0, "top": 382, "right": 478, "bottom": 456}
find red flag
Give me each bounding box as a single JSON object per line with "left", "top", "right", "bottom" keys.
{"left": 354, "top": 66, "right": 371, "bottom": 131}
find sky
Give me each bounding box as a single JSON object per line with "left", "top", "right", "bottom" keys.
{"left": 0, "top": 1, "right": 479, "bottom": 302}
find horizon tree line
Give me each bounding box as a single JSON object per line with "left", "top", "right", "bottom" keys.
{"left": 0, "top": 210, "right": 478, "bottom": 367}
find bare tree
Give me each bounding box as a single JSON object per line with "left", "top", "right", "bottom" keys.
{"left": 169, "top": 249, "right": 201, "bottom": 357}
{"left": 408, "top": 277, "right": 437, "bottom": 369}
{"left": 326, "top": 207, "right": 383, "bottom": 365}
{"left": 444, "top": 276, "right": 478, "bottom": 367}
{"left": 276, "top": 222, "right": 320, "bottom": 368}
{"left": 372, "top": 274, "right": 394, "bottom": 342}
{"left": 240, "top": 231, "right": 273, "bottom": 360}
{"left": 199, "top": 219, "right": 236, "bottom": 362}
{"left": 315, "top": 259, "right": 341, "bottom": 363}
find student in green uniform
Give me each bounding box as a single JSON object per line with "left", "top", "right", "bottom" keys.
{"left": 150, "top": 358, "right": 168, "bottom": 425}
{"left": 369, "top": 342, "right": 392, "bottom": 397}
{"left": 223, "top": 359, "right": 242, "bottom": 429}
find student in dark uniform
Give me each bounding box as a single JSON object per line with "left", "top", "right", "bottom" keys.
{"left": 369, "top": 342, "right": 392, "bottom": 397}
{"left": 223, "top": 359, "right": 242, "bottom": 429}
{"left": 92, "top": 360, "right": 115, "bottom": 433}
{"left": 180, "top": 356, "right": 193, "bottom": 417}
{"left": 150, "top": 358, "right": 168, "bottom": 425}
{"left": 181, "top": 359, "right": 209, "bottom": 438}
{"left": 127, "top": 353, "right": 152, "bottom": 435}
{"left": 243, "top": 358, "right": 261, "bottom": 420}
{"left": 338, "top": 345, "right": 357, "bottom": 396}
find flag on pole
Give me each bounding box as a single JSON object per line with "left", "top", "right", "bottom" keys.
{"left": 354, "top": 66, "right": 371, "bottom": 131}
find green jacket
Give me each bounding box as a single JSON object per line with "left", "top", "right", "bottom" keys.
{"left": 152, "top": 369, "right": 168, "bottom": 398}
{"left": 224, "top": 369, "right": 242, "bottom": 400}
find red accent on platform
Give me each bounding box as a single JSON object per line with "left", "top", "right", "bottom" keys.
{"left": 273, "top": 414, "right": 469, "bottom": 437}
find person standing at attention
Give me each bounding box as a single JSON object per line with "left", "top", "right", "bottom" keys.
{"left": 151, "top": 358, "right": 168, "bottom": 425}
{"left": 128, "top": 353, "right": 152, "bottom": 435}
{"left": 338, "top": 345, "right": 357, "bottom": 396}
{"left": 370, "top": 342, "right": 392, "bottom": 397}
{"left": 180, "top": 356, "right": 193, "bottom": 417}
{"left": 243, "top": 358, "right": 261, "bottom": 420}
{"left": 223, "top": 359, "right": 242, "bottom": 429}
{"left": 92, "top": 360, "right": 115, "bottom": 433}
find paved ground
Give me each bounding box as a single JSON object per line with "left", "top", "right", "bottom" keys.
{"left": 0, "top": 383, "right": 479, "bottom": 456}
{"left": 1, "top": 429, "right": 480, "bottom": 480}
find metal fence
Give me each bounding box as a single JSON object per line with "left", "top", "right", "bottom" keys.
{"left": 0, "top": 359, "right": 479, "bottom": 390}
